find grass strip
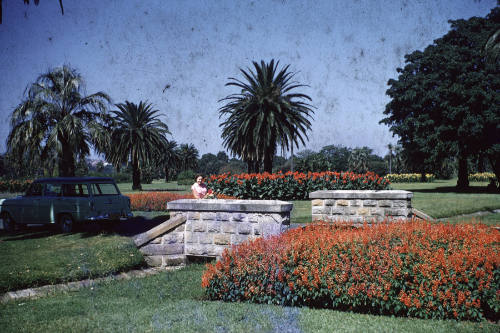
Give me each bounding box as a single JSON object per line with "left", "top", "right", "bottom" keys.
{"left": 0, "top": 265, "right": 497, "bottom": 333}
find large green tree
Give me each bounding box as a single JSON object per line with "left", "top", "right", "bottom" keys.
{"left": 219, "top": 59, "right": 315, "bottom": 173}
{"left": 381, "top": 8, "right": 500, "bottom": 189}
{"left": 7, "top": 65, "right": 111, "bottom": 176}
{"left": 177, "top": 143, "right": 199, "bottom": 172}
{"left": 107, "top": 101, "right": 170, "bottom": 190}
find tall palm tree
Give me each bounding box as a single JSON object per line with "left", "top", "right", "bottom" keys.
{"left": 177, "top": 143, "right": 199, "bottom": 172}
{"left": 219, "top": 59, "right": 314, "bottom": 173}
{"left": 1, "top": 1, "right": 64, "bottom": 25}
{"left": 108, "top": 101, "right": 170, "bottom": 190}
{"left": 348, "top": 148, "right": 369, "bottom": 173}
{"left": 7, "top": 65, "right": 111, "bottom": 176}
{"left": 157, "top": 140, "right": 180, "bottom": 182}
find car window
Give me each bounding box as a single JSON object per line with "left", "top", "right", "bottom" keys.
{"left": 90, "top": 183, "right": 119, "bottom": 196}
{"left": 62, "top": 183, "right": 89, "bottom": 197}
{"left": 44, "top": 183, "right": 62, "bottom": 197}
{"left": 26, "top": 183, "right": 43, "bottom": 196}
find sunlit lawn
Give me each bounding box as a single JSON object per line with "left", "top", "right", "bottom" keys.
{"left": 0, "top": 264, "right": 497, "bottom": 333}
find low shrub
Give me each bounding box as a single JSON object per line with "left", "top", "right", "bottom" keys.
{"left": 386, "top": 173, "right": 435, "bottom": 183}
{"left": 206, "top": 171, "right": 390, "bottom": 200}
{"left": 202, "top": 221, "right": 499, "bottom": 321}
{"left": 127, "top": 192, "right": 194, "bottom": 211}
{"left": 469, "top": 172, "right": 496, "bottom": 182}
{"left": 126, "top": 191, "right": 237, "bottom": 211}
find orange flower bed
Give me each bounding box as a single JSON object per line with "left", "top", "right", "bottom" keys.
{"left": 202, "top": 220, "right": 500, "bottom": 321}
{"left": 126, "top": 191, "right": 237, "bottom": 211}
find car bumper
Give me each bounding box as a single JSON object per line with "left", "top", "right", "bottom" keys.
{"left": 88, "top": 212, "right": 133, "bottom": 222}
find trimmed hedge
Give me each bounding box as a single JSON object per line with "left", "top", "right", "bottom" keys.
{"left": 126, "top": 191, "right": 237, "bottom": 211}
{"left": 469, "top": 173, "right": 496, "bottom": 182}
{"left": 205, "top": 171, "right": 391, "bottom": 200}
{"left": 202, "top": 221, "right": 500, "bottom": 321}
{"left": 386, "top": 173, "right": 435, "bottom": 183}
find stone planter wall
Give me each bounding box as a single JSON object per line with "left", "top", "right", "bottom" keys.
{"left": 135, "top": 199, "right": 293, "bottom": 267}
{"left": 309, "top": 190, "right": 413, "bottom": 224}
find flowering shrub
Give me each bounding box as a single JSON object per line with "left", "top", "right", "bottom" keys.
{"left": 469, "top": 173, "right": 496, "bottom": 182}
{"left": 205, "top": 171, "right": 390, "bottom": 200}
{"left": 386, "top": 174, "right": 435, "bottom": 183}
{"left": 126, "top": 191, "right": 236, "bottom": 211}
{"left": 0, "top": 179, "right": 33, "bottom": 193}
{"left": 202, "top": 220, "right": 499, "bottom": 321}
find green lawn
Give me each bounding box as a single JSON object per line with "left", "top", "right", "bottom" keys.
{"left": 0, "top": 264, "right": 497, "bottom": 333}
{"left": 391, "top": 179, "right": 500, "bottom": 220}
{"left": 0, "top": 229, "right": 145, "bottom": 293}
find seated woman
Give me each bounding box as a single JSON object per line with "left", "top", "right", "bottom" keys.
{"left": 191, "top": 174, "right": 208, "bottom": 199}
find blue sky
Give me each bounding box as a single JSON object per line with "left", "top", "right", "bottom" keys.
{"left": 0, "top": 0, "right": 497, "bottom": 158}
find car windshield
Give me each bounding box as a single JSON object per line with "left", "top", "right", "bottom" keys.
{"left": 90, "top": 183, "right": 120, "bottom": 196}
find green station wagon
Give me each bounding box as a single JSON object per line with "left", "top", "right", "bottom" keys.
{"left": 0, "top": 177, "right": 133, "bottom": 233}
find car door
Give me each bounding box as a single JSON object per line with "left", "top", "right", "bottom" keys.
{"left": 90, "top": 182, "right": 122, "bottom": 219}
{"left": 18, "top": 182, "right": 44, "bottom": 224}
{"left": 37, "top": 183, "right": 63, "bottom": 224}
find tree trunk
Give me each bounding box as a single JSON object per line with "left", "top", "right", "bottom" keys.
{"left": 487, "top": 153, "right": 500, "bottom": 186}
{"left": 263, "top": 152, "right": 273, "bottom": 173}
{"left": 59, "top": 139, "right": 75, "bottom": 176}
{"left": 456, "top": 152, "right": 469, "bottom": 190}
{"left": 132, "top": 153, "right": 142, "bottom": 190}
{"left": 164, "top": 165, "right": 169, "bottom": 182}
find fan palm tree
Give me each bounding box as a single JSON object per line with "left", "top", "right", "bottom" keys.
{"left": 7, "top": 65, "right": 111, "bottom": 176}
{"left": 177, "top": 143, "right": 199, "bottom": 172}
{"left": 219, "top": 59, "right": 314, "bottom": 173}
{"left": 108, "top": 101, "right": 170, "bottom": 190}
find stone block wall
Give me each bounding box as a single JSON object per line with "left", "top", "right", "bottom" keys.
{"left": 137, "top": 199, "right": 293, "bottom": 267}
{"left": 309, "top": 190, "right": 413, "bottom": 225}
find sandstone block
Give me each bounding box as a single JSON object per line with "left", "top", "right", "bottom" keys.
{"left": 312, "top": 206, "right": 329, "bottom": 214}
{"left": 330, "top": 207, "right": 345, "bottom": 215}
{"left": 192, "top": 221, "right": 207, "bottom": 232}
{"left": 378, "top": 200, "right": 392, "bottom": 207}
{"left": 248, "top": 214, "right": 260, "bottom": 223}
{"left": 337, "top": 200, "right": 349, "bottom": 206}
{"left": 200, "top": 212, "right": 216, "bottom": 220}
{"left": 231, "top": 234, "right": 249, "bottom": 245}
{"left": 350, "top": 200, "right": 362, "bottom": 207}
{"left": 187, "top": 212, "right": 200, "bottom": 220}
{"left": 253, "top": 225, "right": 261, "bottom": 235}
{"left": 207, "top": 221, "right": 220, "bottom": 233}
{"left": 150, "top": 237, "right": 161, "bottom": 244}
{"left": 221, "top": 222, "right": 236, "bottom": 234}
{"left": 162, "top": 232, "right": 184, "bottom": 244}
{"left": 140, "top": 244, "right": 184, "bottom": 256}
{"left": 370, "top": 208, "right": 384, "bottom": 216}
{"left": 164, "top": 255, "right": 186, "bottom": 266}
{"left": 199, "top": 234, "right": 213, "bottom": 244}
{"left": 232, "top": 213, "right": 246, "bottom": 222}
{"left": 312, "top": 199, "right": 323, "bottom": 206}
{"left": 357, "top": 208, "right": 369, "bottom": 216}
{"left": 214, "top": 234, "right": 231, "bottom": 245}
{"left": 392, "top": 200, "right": 408, "bottom": 208}
{"left": 185, "top": 233, "right": 198, "bottom": 244}
{"left": 238, "top": 223, "right": 252, "bottom": 235}
{"left": 324, "top": 199, "right": 335, "bottom": 206}
{"left": 144, "top": 255, "right": 163, "bottom": 267}
{"left": 363, "top": 200, "right": 377, "bottom": 207}
{"left": 184, "top": 221, "right": 192, "bottom": 232}
{"left": 216, "top": 212, "right": 231, "bottom": 221}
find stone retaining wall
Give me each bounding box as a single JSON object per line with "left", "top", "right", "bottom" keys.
{"left": 309, "top": 190, "right": 413, "bottom": 224}
{"left": 136, "top": 199, "right": 293, "bottom": 267}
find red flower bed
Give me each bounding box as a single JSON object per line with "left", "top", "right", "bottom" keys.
{"left": 126, "top": 191, "right": 237, "bottom": 211}
{"left": 206, "top": 171, "right": 390, "bottom": 200}
{"left": 202, "top": 220, "right": 500, "bottom": 321}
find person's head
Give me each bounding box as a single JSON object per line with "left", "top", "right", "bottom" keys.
{"left": 195, "top": 175, "right": 204, "bottom": 184}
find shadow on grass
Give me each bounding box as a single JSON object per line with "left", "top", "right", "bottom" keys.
{"left": 409, "top": 186, "right": 499, "bottom": 194}
{"left": 0, "top": 214, "right": 170, "bottom": 241}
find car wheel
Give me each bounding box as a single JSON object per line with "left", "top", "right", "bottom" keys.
{"left": 59, "top": 214, "right": 74, "bottom": 233}
{"left": 1, "top": 213, "right": 16, "bottom": 232}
